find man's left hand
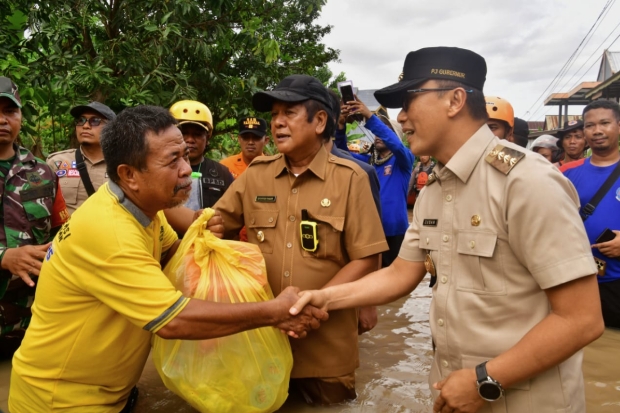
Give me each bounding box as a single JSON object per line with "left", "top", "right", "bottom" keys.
{"left": 433, "top": 369, "right": 485, "bottom": 413}
{"left": 206, "top": 210, "right": 224, "bottom": 239}
{"left": 592, "top": 230, "right": 620, "bottom": 258}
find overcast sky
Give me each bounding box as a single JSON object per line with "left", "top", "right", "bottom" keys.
{"left": 316, "top": 0, "right": 620, "bottom": 122}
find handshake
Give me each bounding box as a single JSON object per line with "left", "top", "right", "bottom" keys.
{"left": 272, "top": 286, "right": 331, "bottom": 338}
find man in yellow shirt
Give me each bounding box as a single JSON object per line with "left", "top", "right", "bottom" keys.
{"left": 220, "top": 116, "right": 269, "bottom": 179}
{"left": 9, "top": 105, "right": 327, "bottom": 413}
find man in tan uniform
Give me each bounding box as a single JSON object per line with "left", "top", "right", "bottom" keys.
{"left": 214, "top": 74, "right": 388, "bottom": 405}
{"left": 291, "top": 47, "right": 604, "bottom": 413}
{"left": 47, "top": 102, "right": 115, "bottom": 214}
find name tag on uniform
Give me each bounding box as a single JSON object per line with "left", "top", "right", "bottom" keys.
{"left": 21, "top": 182, "right": 54, "bottom": 201}
{"left": 255, "top": 196, "right": 276, "bottom": 203}
{"left": 423, "top": 219, "right": 438, "bottom": 227}
{"left": 202, "top": 178, "right": 224, "bottom": 186}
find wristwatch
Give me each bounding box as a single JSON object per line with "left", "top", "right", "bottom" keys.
{"left": 475, "top": 361, "right": 504, "bottom": 402}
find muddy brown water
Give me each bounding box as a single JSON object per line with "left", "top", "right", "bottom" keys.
{"left": 132, "top": 285, "right": 434, "bottom": 413}
{"left": 1, "top": 281, "right": 619, "bottom": 412}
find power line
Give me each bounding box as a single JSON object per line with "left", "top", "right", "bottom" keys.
{"left": 559, "top": 9, "right": 620, "bottom": 92}
{"left": 553, "top": 0, "right": 616, "bottom": 87}
{"left": 567, "top": 27, "right": 620, "bottom": 91}
{"left": 524, "top": 0, "right": 615, "bottom": 120}
{"left": 533, "top": 31, "right": 620, "bottom": 125}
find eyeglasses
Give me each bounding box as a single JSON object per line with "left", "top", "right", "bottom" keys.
{"left": 402, "top": 88, "right": 473, "bottom": 111}
{"left": 75, "top": 117, "right": 104, "bottom": 127}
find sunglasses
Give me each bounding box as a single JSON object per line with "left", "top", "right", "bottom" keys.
{"left": 75, "top": 117, "right": 104, "bottom": 127}
{"left": 402, "top": 88, "right": 473, "bottom": 111}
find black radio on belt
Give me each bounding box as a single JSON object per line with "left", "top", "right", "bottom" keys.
{"left": 300, "top": 209, "right": 319, "bottom": 252}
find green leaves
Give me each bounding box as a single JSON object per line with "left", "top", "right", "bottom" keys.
{"left": 0, "top": 0, "right": 339, "bottom": 157}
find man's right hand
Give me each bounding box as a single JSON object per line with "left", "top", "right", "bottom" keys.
{"left": 273, "top": 286, "right": 328, "bottom": 338}
{"left": 289, "top": 289, "right": 329, "bottom": 316}
{"left": 1, "top": 243, "right": 51, "bottom": 287}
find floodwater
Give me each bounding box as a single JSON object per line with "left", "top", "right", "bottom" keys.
{"left": 133, "top": 284, "right": 435, "bottom": 413}
{"left": 1, "top": 282, "right": 619, "bottom": 412}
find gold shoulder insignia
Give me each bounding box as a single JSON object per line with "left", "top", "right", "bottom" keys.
{"left": 425, "top": 173, "right": 437, "bottom": 186}
{"left": 485, "top": 144, "right": 525, "bottom": 175}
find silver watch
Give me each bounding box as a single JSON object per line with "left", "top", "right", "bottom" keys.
{"left": 475, "top": 361, "right": 504, "bottom": 402}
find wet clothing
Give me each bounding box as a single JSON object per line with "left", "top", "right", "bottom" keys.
{"left": 0, "top": 144, "right": 69, "bottom": 346}
{"left": 214, "top": 146, "right": 388, "bottom": 382}
{"left": 290, "top": 372, "right": 357, "bottom": 406}
{"left": 190, "top": 158, "right": 234, "bottom": 209}
{"left": 10, "top": 181, "right": 188, "bottom": 412}
{"left": 561, "top": 158, "right": 620, "bottom": 328}
{"left": 46, "top": 148, "right": 108, "bottom": 215}
{"left": 399, "top": 125, "right": 596, "bottom": 412}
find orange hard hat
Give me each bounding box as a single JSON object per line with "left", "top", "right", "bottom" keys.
{"left": 485, "top": 96, "right": 514, "bottom": 128}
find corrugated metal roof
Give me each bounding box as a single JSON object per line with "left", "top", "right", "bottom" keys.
{"left": 597, "top": 50, "right": 620, "bottom": 81}
{"left": 528, "top": 121, "right": 545, "bottom": 131}
{"left": 608, "top": 50, "right": 620, "bottom": 74}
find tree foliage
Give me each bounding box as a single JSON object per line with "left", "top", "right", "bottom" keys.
{"left": 0, "top": 0, "right": 341, "bottom": 157}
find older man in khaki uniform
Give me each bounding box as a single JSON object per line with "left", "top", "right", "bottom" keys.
{"left": 215, "top": 74, "right": 387, "bottom": 405}
{"left": 47, "top": 102, "right": 115, "bottom": 214}
{"left": 291, "top": 47, "right": 604, "bottom": 413}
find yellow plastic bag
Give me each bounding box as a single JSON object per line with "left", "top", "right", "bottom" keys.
{"left": 152, "top": 209, "right": 293, "bottom": 413}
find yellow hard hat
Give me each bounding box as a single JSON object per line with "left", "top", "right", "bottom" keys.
{"left": 485, "top": 96, "right": 514, "bottom": 128}
{"left": 169, "top": 100, "right": 213, "bottom": 133}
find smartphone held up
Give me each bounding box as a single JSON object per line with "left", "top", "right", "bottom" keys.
{"left": 337, "top": 80, "right": 356, "bottom": 104}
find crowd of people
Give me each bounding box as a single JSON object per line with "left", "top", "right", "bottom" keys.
{"left": 0, "top": 43, "right": 618, "bottom": 413}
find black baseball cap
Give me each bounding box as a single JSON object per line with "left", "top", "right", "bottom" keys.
{"left": 70, "top": 101, "right": 116, "bottom": 120}
{"left": 557, "top": 119, "right": 583, "bottom": 137}
{"left": 238, "top": 116, "right": 267, "bottom": 137}
{"left": 375, "top": 47, "right": 487, "bottom": 108}
{"left": 0, "top": 76, "right": 22, "bottom": 108}
{"left": 252, "top": 75, "right": 332, "bottom": 112}
{"left": 513, "top": 117, "right": 529, "bottom": 139}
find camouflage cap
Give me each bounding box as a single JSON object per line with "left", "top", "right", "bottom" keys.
{"left": 0, "top": 77, "right": 22, "bottom": 108}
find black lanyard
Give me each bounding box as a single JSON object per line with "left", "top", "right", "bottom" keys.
{"left": 75, "top": 148, "right": 96, "bottom": 197}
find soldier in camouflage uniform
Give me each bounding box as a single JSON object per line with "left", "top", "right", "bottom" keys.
{"left": 0, "top": 76, "right": 69, "bottom": 356}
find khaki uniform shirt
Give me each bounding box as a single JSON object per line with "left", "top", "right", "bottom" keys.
{"left": 215, "top": 146, "right": 388, "bottom": 378}
{"left": 399, "top": 125, "right": 597, "bottom": 412}
{"left": 47, "top": 148, "right": 108, "bottom": 215}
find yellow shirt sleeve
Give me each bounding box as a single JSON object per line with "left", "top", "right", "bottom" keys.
{"left": 65, "top": 207, "right": 188, "bottom": 333}
{"left": 158, "top": 210, "right": 180, "bottom": 253}
{"left": 87, "top": 250, "right": 189, "bottom": 332}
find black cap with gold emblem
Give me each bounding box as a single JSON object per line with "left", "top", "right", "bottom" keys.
{"left": 374, "top": 47, "right": 487, "bottom": 108}
{"left": 238, "top": 116, "right": 267, "bottom": 137}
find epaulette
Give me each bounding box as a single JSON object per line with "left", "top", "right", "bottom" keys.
{"left": 425, "top": 173, "right": 437, "bottom": 186}
{"left": 484, "top": 144, "right": 525, "bottom": 175}
{"left": 46, "top": 148, "right": 77, "bottom": 158}
{"left": 248, "top": 153, "right": 282, "bottom": 167}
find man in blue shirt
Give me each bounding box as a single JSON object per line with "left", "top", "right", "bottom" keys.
{"left": 561, "top": 100, "right": 620, "bottom": 329}
{"left": 335, "top": 99, "right": 414, "bottom": 267}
